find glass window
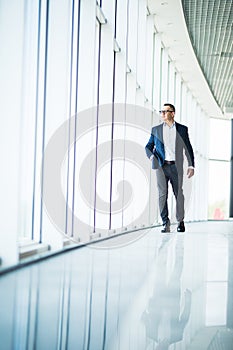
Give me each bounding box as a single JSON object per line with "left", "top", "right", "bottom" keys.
{"left": 208, "top": 161, "right": 230, "bottom": 219}
{"left": 208, "top": 118, "right": 230, "bottom": 219}
{"left": 152, "top": 33, "right": 162, "bottom": 112}
{"left": 136, "top": 0, "right": 146, "bottom": 92}
{"left": 17, "top": 0, "right": 41, "bottom": 240}
{"left": 180, "top": 82, "right": 187, "bottom": 124}
{"left": 160, "top": 48, "right": 168, "bottom": 105}
{"left": 168, "top": 61, "right": 175, "bottom": 103}
{"left": 144, "top": 14, "right": 154, "bottom": 105}
{"left": 209, "top": 118, "right": 231, "bottom": 161}
{"left": 174, "top": 73, "right": 181, "bottom": 121}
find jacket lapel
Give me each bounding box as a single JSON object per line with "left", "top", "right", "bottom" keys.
{"left": 157, "top": 123, "right": 163, "bottom": 143}
{"left": 175, "top": 122, "right": 184, "bottom": 147}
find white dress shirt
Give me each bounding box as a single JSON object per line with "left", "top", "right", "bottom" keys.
{"left": 163, "top": 122, "right": 176, "bottom": 161}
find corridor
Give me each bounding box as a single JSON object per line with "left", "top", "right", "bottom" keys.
{"left": 1, "top": 221, "right": 233, "bottom": 350}
{"left": 0, "top": 0, "right": 232, "bottom": 348}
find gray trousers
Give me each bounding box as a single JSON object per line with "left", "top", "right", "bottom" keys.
{"left": 156, "top": 163, "right": 184, "bottom": 224}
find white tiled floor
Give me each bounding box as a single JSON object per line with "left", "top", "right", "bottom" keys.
{"left": 0, "top": 221, "right": 233, "bottom": 350}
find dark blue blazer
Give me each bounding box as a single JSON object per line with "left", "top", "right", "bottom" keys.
{"left": 145, "top": 122, "right": 195, "bottom": 171}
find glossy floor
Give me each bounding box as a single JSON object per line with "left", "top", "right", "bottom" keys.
{"left": 0, "top": 221, "right": 233, "bottom": 350}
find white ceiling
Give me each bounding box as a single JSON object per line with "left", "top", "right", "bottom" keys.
{"left": 147, "top": 0, "right": 224, "bottom": 118}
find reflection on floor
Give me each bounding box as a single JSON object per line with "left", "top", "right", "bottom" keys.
{"left": 0, "top": 221, "right": 233, "bottom": 350}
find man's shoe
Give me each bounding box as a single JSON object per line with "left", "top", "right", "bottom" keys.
{"left": 161, "top": 221, "right": 170, "bottom": 233}
{"left": 177, "top": 221, "right": 185, "bottom": 232}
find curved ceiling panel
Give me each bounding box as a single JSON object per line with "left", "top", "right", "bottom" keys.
{"left": 181, "top": 0, "right": 233, "bottom": 114}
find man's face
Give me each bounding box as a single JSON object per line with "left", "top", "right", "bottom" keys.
{"left": 161, "top": 105, "right": 175, "bottom": 123}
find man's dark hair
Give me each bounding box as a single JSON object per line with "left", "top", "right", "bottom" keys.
{"left": 164, "top": 103, "right": 175, "bottom": 113}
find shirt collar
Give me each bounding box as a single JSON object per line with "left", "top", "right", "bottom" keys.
{"left": 163, "top": 121, "right": 176, "bottom": 128}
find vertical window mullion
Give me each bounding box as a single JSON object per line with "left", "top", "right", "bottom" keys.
{"left": 109, "top": 0, "right": 117, "bottom": 230}
{"left": 31, "top": 0, "right": 42, "bottom": 241}
{"left": 159, "top": 47, "right": 163, "bottom": 108}
{"left": 65, "top": 0, "right": 75, "bottom": 236}
{"left": 71, "top": 0, "right": 81, "bottom": 237}
{"left": 39, "top": 0, "right": 50, "bottom": 243}
{"left": 93, "top": 20, "right": 102, "bottom": 232}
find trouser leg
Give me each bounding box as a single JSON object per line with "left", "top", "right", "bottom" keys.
{"left": 169, "top": 165, "right": 184, "bottom": 222}
{"left": 156, "top": 167, "right": 169, "bottom": 224}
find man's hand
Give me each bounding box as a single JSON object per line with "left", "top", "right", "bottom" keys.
{"left": 187, "top": 168, "right": 194, "bottom": 178}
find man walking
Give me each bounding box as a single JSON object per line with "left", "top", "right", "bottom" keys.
{"left": 145, "top": 103, "right": 195, "bottom": 232}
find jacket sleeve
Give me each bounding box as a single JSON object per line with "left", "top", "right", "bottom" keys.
{"left": 184, "top": 128, "right": 195, "bottom": 167}
{"left": 145, "top": 132, "right": 154, "bottom": 159}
